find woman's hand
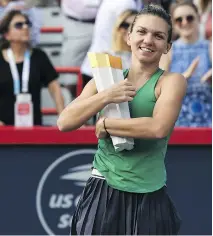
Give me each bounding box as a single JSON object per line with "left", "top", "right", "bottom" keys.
{"left": 183, "top": 57, "right": 199, "bottom": 79}
{"left": 0, "top": 121, "right": 5, "bottom": 126}
{"left": 95, "top": 117, "right": 108, "bottom": 139}
{"left": 105, "top": 79, "right": 136, "bottom": 104}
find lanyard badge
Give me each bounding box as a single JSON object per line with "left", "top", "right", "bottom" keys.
{"left": 7, "top": 48, "right": 31, "bottom": 95}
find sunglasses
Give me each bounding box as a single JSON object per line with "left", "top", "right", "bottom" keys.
{"left": 174, "top": 15, "right": 195, "bottom": 25}
{"left": 119, "top": 22, "right": 130, "bottom": 30}
{"left": 13, "top": 20, "right": 32, "bottom": 29}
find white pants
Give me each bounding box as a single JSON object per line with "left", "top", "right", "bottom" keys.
{"left": 59, "top": 15, "right": 94, "bottom": 85}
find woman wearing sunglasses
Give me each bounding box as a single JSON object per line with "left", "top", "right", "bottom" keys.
{"left": 160, "top": 1, "right": 212, "bottom": 127}
{"left": 0, "top": 10, "right": 64, "bottom": 126}
{"left": 110, "top": 10, "right": 138, "bottom": 70}
{"left": 0, "top": 0, "right": 41, "bottom": 46}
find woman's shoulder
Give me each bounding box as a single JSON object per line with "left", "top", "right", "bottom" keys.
{"left": 172, "top": 38, "right": 182, "bottom": 45}
{"left": 0, "top": 49, "right": 4, "bottom": 59}
{"left": 193, "top": 39, "right": 211, "bottom": 55}
{"left": 199, "top": 39, "right": 211, "bottom": 48}
{"left": 32, "top": 47, "right": 46, "bottom": 56}
{"left": 172, "top": 38, "right": 210, "bottom": 52}
{"left": 161, "top": 71, "right": 186, "bottom": 83}
{"left": 155, "top": 71, "right": 187, "bottom": 100}
{"left": 0, "top": 49, "right": 7, "bottom": 64}
{"left": 31, "top": 48, "right": 50, "bottom": 61}
{"left": 171, "top": 39, "right": 190, "bottom": 50}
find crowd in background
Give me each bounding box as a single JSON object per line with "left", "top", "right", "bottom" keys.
{"left": 0, "top": 0, "right": 211, "bottom": 127}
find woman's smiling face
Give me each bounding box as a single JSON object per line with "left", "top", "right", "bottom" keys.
{"left": 127, "top": 14, "right": 170, "bottom": 64}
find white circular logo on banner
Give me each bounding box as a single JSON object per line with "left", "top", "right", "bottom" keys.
{"left": 36, "top": 149, "right": 96, "bottom": 235}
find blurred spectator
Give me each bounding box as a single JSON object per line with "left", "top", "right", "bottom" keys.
{"left": 81, "top": 0, "right": 143, "bottom": 88}
{"left": 160, "top": 1, "right": 212, "bottom": 127}
{"left": 0, "top": 0, "right": 42, "bottom": 46}
{"left": 59, "top": 0, "right": 100, "bottom": 97}
{"left": 109, "top": 10, "right": 137, "bottom": 71}
{"left": 194, "top": 0, "right": 212, "bottom": 39}
{"left": 0, "top": 10, "right": 64, "bottom": 126}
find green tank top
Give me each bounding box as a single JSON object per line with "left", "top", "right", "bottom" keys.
{"left": 93, "top": 68, "right": 170, "bottom": 193}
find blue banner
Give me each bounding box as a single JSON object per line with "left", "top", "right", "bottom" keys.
{"left": 0, "top": 145, "right": 211, "bottom": 235}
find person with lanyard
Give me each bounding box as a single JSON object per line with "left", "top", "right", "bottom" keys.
{"left": 0, "top": 10, "right": 64, "bottom": 126}
{"left": 58, "top": 4, "right": 186, "bottom": 235}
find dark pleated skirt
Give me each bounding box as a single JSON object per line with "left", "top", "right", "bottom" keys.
{"left": 71, "top": 177, "right": 181, "bottom": 235}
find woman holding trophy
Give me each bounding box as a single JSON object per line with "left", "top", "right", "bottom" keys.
{"left": 58, "top": 4, "right": 186, "bottom": 235}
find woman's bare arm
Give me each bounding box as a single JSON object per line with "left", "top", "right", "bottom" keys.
{"left": 96, "top": 73, "right": 187, "bottom": 139}
{"left": 57, "top": 79, "right": 107, "bottom": 131}
{"left": 48, "top": 80, "right": 64, "bottom": 114}
{"left": 57, "top": 78, "right": 137, "bottom": 132}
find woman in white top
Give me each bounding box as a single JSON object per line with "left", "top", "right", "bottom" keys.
{"left": 110, "top": 9, "right": 138, "bottom": 70}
